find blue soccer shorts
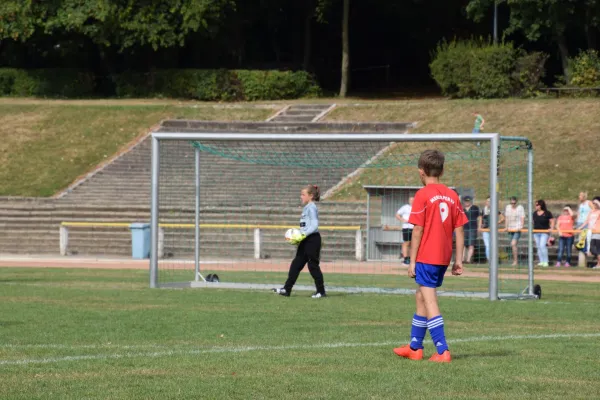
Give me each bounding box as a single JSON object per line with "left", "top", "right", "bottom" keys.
{"left": 415, "top": 262, "right": 448, "bottom": 288}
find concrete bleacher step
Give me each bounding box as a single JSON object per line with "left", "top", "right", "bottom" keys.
{"left": 1, "top": 119, "right": 416, "bottom": 257}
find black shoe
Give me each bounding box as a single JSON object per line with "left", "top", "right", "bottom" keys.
{"left": 311, "top": 292, "right": 326, "bottom": 298}
{"left": 273, "top": 288, "right": 290, "bottom": 297}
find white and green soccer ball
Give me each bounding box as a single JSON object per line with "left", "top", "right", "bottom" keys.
{"left": 285, "top": 228, "right": 302, "bottom": 243}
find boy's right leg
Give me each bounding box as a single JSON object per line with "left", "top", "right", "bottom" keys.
{"left": 393, "top": 290, "right": 427, "bottom": 360}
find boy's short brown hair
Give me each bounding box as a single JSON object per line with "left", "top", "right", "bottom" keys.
{"left": 418, "top": 149, "right": 445, "bottom": 177}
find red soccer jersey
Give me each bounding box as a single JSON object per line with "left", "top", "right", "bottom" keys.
{"left": 408, "top": 184, "right": 468, "bottom": 266}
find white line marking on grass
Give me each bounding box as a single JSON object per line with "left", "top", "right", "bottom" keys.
{"left": 1, "top": 333, "right": 599, "bottom": 367}
{"left": 0, "top": 343, "right": 167, "bottom": 350}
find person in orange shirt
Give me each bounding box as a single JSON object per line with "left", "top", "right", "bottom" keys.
{"left": 555, "top": 206, "right": 575, "bottom": 267}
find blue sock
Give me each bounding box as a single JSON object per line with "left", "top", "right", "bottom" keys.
{"left": 409, "top": 314, "right": 427, "bottom": 350}
{"left": 427, "top": 315, "right": 448, "bottom": 354}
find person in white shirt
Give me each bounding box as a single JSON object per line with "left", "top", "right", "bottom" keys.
{"left": 395, "top": 197, "right": 414, "bottom": 265}
{"left": 504, "top": 196, "right": 525, "bottom": 266}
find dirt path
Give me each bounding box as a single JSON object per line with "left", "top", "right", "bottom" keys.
{"left": 1, "top": 256, "right": 599, "bottom": 283}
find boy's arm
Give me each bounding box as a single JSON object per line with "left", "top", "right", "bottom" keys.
{"left": 453, "top": 226, "right": 464, "bottom": 275}
{"left": 408, "top": 225, "right": 423, "bottom": 278}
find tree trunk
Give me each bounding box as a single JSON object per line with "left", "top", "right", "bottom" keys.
{"left": 586, "top": 26, "right": 597, "bottom": 50}
{"left": 556, "top": 32, "right": 570, "bottom": 83}
{"left": 585, "top": 5, "right": 598, "bottom": 50}
{"left": 303, "top": 5, "right": 312, "bottom": 71}
{"left": 339, "top": 0, "right": 350, "bottom": 98}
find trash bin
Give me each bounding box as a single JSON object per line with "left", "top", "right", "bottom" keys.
{"left": 130, "top": 223, "right": 151, "bottom": 259}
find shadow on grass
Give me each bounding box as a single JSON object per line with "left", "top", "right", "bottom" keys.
{"left": 0, "top": 278, "right": 43, "bottom": 283}
{"left": 0, "top": 321, "right": 24, "bottom": 327}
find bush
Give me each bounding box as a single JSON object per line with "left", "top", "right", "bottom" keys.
{"left": 512, "top": 51, "right": 549, "bottom": 97}
{"left": 430, "top": 39, "right": 547, "bottom": 98}
{"left": 114, "top": 69, "right": 321, "bottom": 101}
{"left": 236, "top": 70, "right": 321, "bottom": 100}
{"left": 0, "top": 69, "right": 18, "bottom": 95}
{"left": 569, "top": 50, "right": 600, "bottom": 87}
{"left": 0, "top": 69, "right": 95, "bottom": 98}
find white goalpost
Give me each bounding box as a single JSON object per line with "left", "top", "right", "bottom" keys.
{"left": 149, "top": 132, "right": 536, "bottom": 301}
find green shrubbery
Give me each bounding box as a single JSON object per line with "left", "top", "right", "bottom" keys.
{"left": 430, "top": 39, "right": 548, "bottom": 98}
{"left": 0, "top": 68, "right": 321, "bottom": 100}
{"left": 568, "top": 50, "right": 600, "bottom": 88}
{"left": 113, "top": 69, "right": 322, "bottom": 100}
{"left": 0, "top": 69, "right": 95, "bottom": 97}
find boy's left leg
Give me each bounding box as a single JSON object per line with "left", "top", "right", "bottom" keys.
{"left": 420, "top": 286, "right": 451, "bottom": 363}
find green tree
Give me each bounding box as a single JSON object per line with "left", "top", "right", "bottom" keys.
{"left": 0, "top": 0, "right": 233, "bottom": 50}
{"left": 467, "top": 0, "right": 600, "bottom": 81}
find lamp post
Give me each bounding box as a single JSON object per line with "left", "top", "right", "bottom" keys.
{"left": 493, "top": 1, "right": 498, "bottom": 44}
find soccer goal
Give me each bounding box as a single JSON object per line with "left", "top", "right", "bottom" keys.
{"left": 149, "top": 132, "right": 536, "bottom": 301}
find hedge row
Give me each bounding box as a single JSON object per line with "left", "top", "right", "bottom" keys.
{"left": 0, "top": 69, "right": 96, "bottom": 98}
{"left": 429, "top": 39, "right": 548, "bottom": 98}
{"left": 0, "top": 68, "right": 322, "bottom": 100}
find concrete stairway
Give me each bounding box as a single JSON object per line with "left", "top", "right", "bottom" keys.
{"left": 0, "top": 197, "right": 586, "bottom": 265}
{"left": 268, "top": 104, "right": 334, "bottom": 123}
{"left": 0, "top": 200, "right": 366, "bottom": 260}
{"left": 55, "top": 137, "right": 374, "bottom": 207}
{"left": 1, "top": 119, "right": 419, "bottom": 258}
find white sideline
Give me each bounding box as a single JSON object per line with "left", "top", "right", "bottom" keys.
{"left": 0, "top": 332, "right": 598, "bottom": 367}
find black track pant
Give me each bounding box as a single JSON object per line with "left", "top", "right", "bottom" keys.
{"left": 284, "top": 232, "right": 325, "bottom": 294}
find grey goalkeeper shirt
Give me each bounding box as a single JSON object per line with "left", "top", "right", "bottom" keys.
{"left": 300, "top": 202, "right": 319, "bottom": 236}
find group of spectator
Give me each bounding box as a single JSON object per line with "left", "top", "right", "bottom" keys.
{"left": 395, "top": 191, "right": 600, "bottom": 269}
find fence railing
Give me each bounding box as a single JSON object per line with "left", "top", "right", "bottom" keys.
{"left": 59, "top": 222, "right": 363, "bottom": 260}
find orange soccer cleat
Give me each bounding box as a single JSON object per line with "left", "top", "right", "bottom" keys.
{"left": 393, "top": 345, "right": 423, "bottom": 360}
{"left": 428, "top": 350, "right": 451, "bottom": 363}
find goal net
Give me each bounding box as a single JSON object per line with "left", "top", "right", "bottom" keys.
{"left": 150, "top": 132, "right": 535, "bottom": 301}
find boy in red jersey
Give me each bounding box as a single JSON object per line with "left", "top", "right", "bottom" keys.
{"left": 393, "top": 149, "right": 468, "bottom": 363}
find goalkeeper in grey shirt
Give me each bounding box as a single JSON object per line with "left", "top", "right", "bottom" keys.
{"left": 273, "top": 185, "right": 326, "bottom": 298}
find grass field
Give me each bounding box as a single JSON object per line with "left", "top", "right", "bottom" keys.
{"left": 0, "top": 103, "right": 272, "bottom": 197}
{"left": 0, "top": 97, "right": 598, "bottom": 200}
{"left": 326, "top": 98, "right": 600, "bottom": 201}
{"left": 1, "top": 267, "right": 600, "bottom": 399}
